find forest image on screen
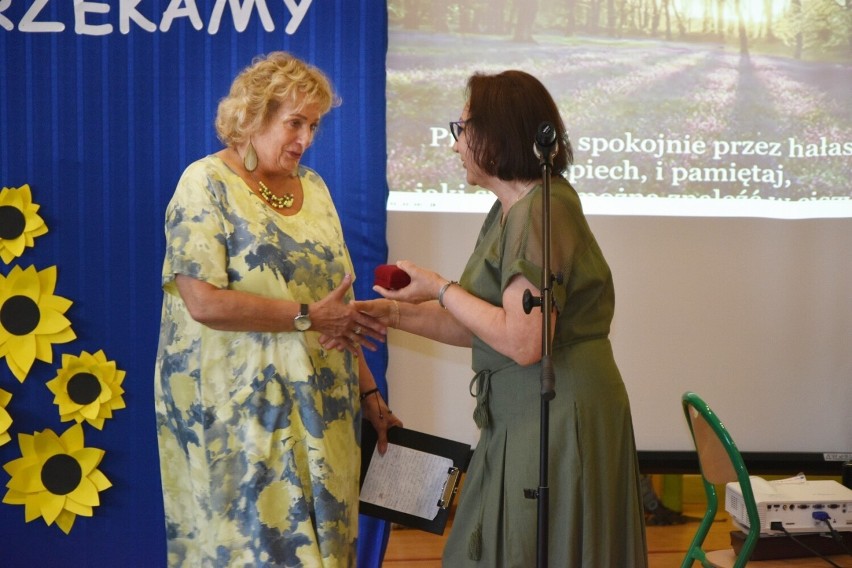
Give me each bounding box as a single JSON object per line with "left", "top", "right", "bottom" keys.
{"left": 386, "top": 0, "right": 852, "bottom": 216}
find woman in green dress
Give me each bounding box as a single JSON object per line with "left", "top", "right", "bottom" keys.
{"left": 353, "top": 70, "right": 648, "bottom": 566}
{"left": 154, "top": 52, "right": 401, "bottom": 567}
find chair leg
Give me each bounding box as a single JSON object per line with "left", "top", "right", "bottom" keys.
{"left": 680, "top": 480, "right": 719, "bottom": 568}
{"left": 732, "top": 527, "right": 760, "bottom": 568}
{"left": 680, "top": 509, "right": 716, "bottom": 568}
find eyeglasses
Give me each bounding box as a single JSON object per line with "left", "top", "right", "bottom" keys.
{"left": 449, "top": 120, "right": 465, "bottom": 141}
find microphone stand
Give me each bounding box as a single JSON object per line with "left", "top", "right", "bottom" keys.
{"left": 523, "top": 128, "right": 557, "bottom": 568}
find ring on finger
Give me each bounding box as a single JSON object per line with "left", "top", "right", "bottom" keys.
{"left": 354, "top": 326, "right": 362, "bottom": 335}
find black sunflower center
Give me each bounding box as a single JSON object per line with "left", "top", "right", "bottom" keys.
{"left": 41, "top": 454, "right": 82, "bottom": 496}
{"left": 0, "top": 205, "right": 26, "bottom": 240}
{"left": 68, "top": 372, "right": 102, "bottom": 405}
{"left": 0, "top": 295, "right": 40, "bottom": 336}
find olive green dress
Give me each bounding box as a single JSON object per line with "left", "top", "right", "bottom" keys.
{"left": 442, "top": 178, "right": 648, "bottom": 567}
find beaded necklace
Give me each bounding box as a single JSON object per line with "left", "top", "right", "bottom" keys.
{"left": 256, "top": 179, "right": 294, "bottom": 209}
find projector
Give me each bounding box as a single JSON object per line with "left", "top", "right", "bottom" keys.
{"left": 726, "top": 477, "right": 852, "bottom": 534}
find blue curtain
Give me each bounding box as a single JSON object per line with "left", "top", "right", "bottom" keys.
{"left": 0, "top": 1, "right": 390, "bottom": 565}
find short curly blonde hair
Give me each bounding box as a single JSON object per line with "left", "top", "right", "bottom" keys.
{"left": 215, "top": 52, "right": 340, "bottom": 147}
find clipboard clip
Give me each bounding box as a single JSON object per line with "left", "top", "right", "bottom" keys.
{"left": 437, "top": 467, "right": 460, "bottom": 509}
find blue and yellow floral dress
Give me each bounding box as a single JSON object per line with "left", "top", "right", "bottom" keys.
{"left": 154, "top": 155, "right": 360, "bottom": 567}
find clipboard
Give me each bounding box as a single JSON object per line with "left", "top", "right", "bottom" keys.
{"left": 359, "top": 421, "right": 471, "bottom": 535}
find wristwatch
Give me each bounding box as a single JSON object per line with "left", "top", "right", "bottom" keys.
{"left": 293, "top": 303, "right": 312, "bottom": 331}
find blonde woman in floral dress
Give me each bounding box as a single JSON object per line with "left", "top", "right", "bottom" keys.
{"left": 154, "top": 52, "right": 400, "bottom": 567}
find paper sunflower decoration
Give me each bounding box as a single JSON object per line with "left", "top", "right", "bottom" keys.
{"left": 0, "top": 388, "right": 12, "bottom": 446}
{"left": 0, "top": 184, "right": 48, "bottom": 264}
{"left": 2, "top": 424, "right": 112, "bottom": 534}
{"left": 0, "top": 264, "right": 76, "bottom": 382}
{"left": 47, "top": 350, "right": 126, "bottom": 430}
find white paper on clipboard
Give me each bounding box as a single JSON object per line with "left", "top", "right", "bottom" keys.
{"left": 359, "top": 443, "right": 454, "bottom": 520}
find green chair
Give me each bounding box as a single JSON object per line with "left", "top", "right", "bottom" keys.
{"left": 680, "top": 392, "right": 761, "bottom": 568}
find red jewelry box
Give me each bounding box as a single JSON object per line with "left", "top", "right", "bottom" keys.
{"left": 374, "top": 264, "right": 411, "bottom": 290}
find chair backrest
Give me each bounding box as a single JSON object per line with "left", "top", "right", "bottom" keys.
{"left": 686, "top": 398, "right": 740, "bottom": 485}
{"left": 680, "top": 392, "right": 761, "bottom": 568}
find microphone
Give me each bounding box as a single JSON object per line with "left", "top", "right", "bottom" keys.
{"left": 533, "top": 121, "right": 558, "bottom": 163}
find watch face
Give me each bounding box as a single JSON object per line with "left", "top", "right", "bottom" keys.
{"left": 294, "top": 304, "right": 311, "bottom": 331}
{"left": 294, "top": 315, "right": 311, "bottom": 331}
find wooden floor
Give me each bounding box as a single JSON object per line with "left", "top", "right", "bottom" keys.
{"left": 383, "top": 476, "right": 732, "bottom": 567}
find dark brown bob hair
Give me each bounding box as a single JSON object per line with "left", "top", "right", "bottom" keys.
{"left": 465, "top": 70, "right": 572, "bottom": 180}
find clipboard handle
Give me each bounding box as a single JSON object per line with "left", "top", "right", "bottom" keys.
{"left": 437, "top": 467, "right": 461, "bottom": 509}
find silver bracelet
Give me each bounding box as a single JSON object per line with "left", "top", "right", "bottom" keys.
{"left": 437, "top": 280, "right": 458, "bottom": 309}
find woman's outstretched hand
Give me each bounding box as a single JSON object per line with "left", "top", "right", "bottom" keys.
{"left": 314, "top": 274, "right": 386, "bottom": 353}
{"left": 371, "top": 261, "right": 445, "bottom": 304}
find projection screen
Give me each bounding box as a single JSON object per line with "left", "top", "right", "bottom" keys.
{"left": 383, "top": 0, "right": 852, "bottom": 469}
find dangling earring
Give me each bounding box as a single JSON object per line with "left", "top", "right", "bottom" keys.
{"left": 244, "top": 142, "right": 258, "bottom": 172}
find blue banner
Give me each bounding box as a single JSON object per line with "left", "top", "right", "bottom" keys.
{"left": 0, "top": 1, "right": 390, "bottom": 565}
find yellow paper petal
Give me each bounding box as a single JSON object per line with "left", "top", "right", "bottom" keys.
{"left": 23, "top": 213, "right": 46, "bottom": 232}
{"left": 17, "top": 184, "right": 34, "bottom": 203}
{"left": 6, "top": 335, "right": 36, "bottom": 380}
{"left": 45, "top": 376, "right": 62, "bottom": 396}
{"left": 59, "top": 424, "right": 85, "bottom": 452}
{"left": 36, "top": 491, "right": 66, "bottom": 524}
{"left": 98, "top": 384, "right": 114, "bottom": 403}
{"left": 3, "top": 489, "right": 27, "bottom": 505}
{"left": 3, "top": 456, "right": 30, "bottom": 477}
{"left": 8, "top": 357, "right": 28, "bottom": 383}
{"left": 10, "top": 266, "right": 41, "bottom": 297}
{"left": 86, "top": 418, "right": 106, "bottom": 430}
{"left": 84, "top": 351, "right": 101, "bottom": 364}
{"left": 55, "top": 510, "right": 76, "bottom": 534}
{"left": 0, "top": 389, "right": 12, "bottom": 445}
{"left": 33, "top": 429, "right": 64, "bottom": 457}
{"left": 36, "top": 266, "right": 58, "bottom": 296}
{"left": 38, "top": 295, "right": 73, "bottom": 313}
{"left": 24, "top": 496, "right": 43, "bottom": 522}
{"left": 70, "top": 448, "right": 104, "bottom": 476}
{"left": 64, "top": 498, "right": 93, "bottom": 517}
{"left": 33, "top": 338, "right": 55, "bottom": 363}
{"left": 33, "top": 309, "right": 73, "bottom": 336}
{"left": 0, "top": 411, "right": 12, "bottom": 427}
{"left": 45, "top": 327, "right": 78, "bottom": 346}
{"left": 88, "top": 469, "right": 112, "bottom": 491}
{"left": 18, "top": 432, "right": 35, "bottom": 456}
{"left": 0, "top": 409, "right": 12, "bottom": 432}
{"left": 68, "top": 476, "right": 100, "bottom": 507}
{"left": 80, "top": 403, "right": 101, "bottom": 421}
{"left": 4, "top": 236, "right": 25, "bottom": 257}
{"left": 6, "top": 464, "right": 46, "bottom": 493}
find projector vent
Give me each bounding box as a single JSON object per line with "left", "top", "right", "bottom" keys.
{"left": 728, "top": 492, "right": 743, "bottom": 516}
